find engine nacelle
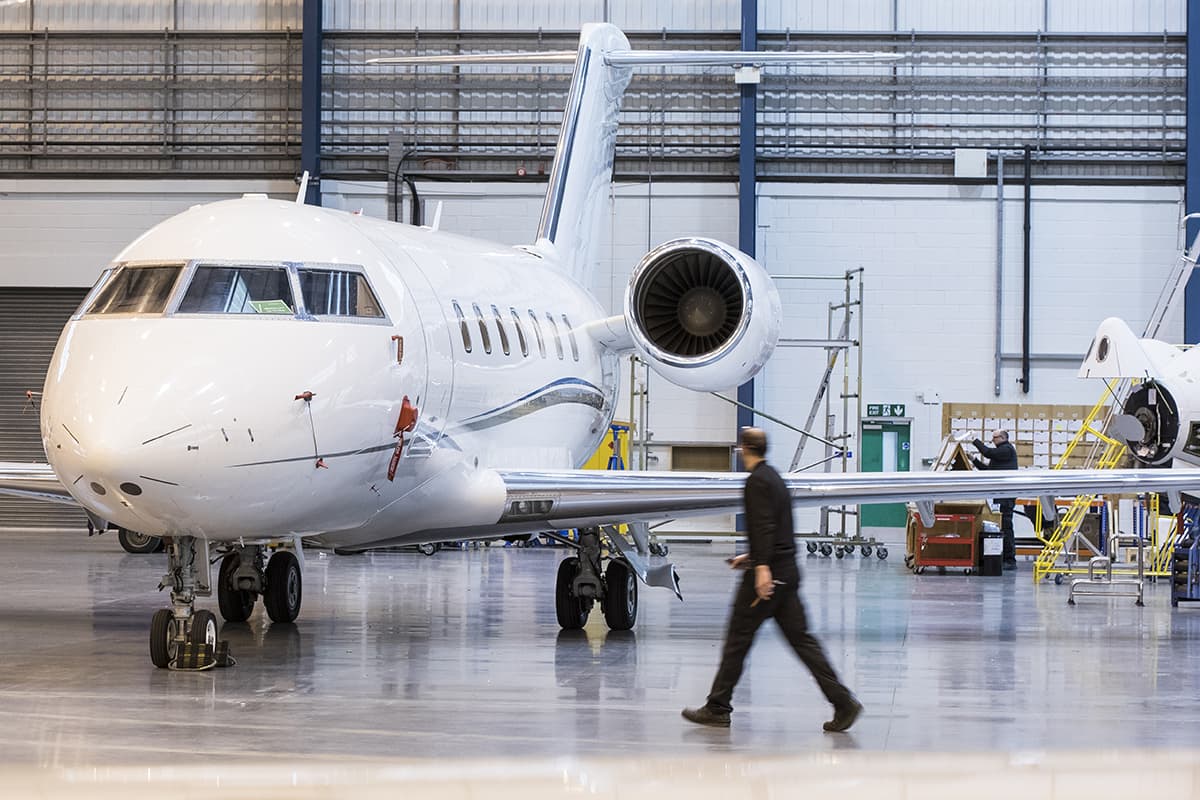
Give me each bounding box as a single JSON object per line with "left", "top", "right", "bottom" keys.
{"left": 623, "top": 237, "right": 781, "bottom": 392}
{"left": 1121, "top": 379, "right": 1198, "bottom": 466}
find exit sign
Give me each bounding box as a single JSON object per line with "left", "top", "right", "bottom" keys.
{"left": 868, "top": 403, "right": 906, "bottom": 417}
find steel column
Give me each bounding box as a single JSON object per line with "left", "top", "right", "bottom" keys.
{"left": 736, "top": 0, "right": 757, "bottom": 432}
{"left": 1186, "top": 1, "right": 1200, "bottom": 343}
{"left": 301, "top": 0, "right": 322, "bottom": 205}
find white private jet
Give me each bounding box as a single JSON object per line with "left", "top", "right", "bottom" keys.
{"left": 2, "top": 23, "right": 1199, "bottom": 669}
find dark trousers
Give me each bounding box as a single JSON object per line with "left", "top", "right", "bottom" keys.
{"left": 998, "top": 498, "right": 1015, "bottom": 563}
{"left": 705, "top": 565, "right": 853, "bottom": 714}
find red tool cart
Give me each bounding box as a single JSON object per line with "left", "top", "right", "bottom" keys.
{"left": 905, "top": 508, "right": 980, "bottom": 575}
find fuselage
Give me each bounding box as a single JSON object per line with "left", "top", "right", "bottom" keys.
{"left": 41, "top": 196, "right": 618, "bottom": 546}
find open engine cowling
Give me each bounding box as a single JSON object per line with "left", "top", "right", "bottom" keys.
{"left": 1121, "top": 379, "right": 1186, "bottom": 465}
{"left": 623, "top": 237, "right": 781, "bottom": 392}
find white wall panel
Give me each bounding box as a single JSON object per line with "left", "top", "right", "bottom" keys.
{"left": 1048, "top": 0, "right": 1185, "bottom": 33}
{"left": 606, "top": 1, "right": 739, "bottom": 32}
{"left": 177, "top": 0, "right": 299, "bottom": 31}
{"left": 897, "top": 0, "right": 1044, "bottom": 32}
{"left": 324, "top": 0, "right": 455, "bottom": 31}
{"left": 0, "top": 0, "right": 299, "bottom": 32}
{"left": 760, "top": 0, "right": 892, "bottom": 32}
{"left": 756, "top": 182, "right": 1183, "bottom": 480}
{"left": 0, "top": 0, "right": 171, "bottom": 31}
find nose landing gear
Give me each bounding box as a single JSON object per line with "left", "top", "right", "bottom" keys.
{"left": 149, "top": 535, "right": 228, "bottom": 669}
{"left": 148, "top": 537, "right": 305, "bottom": 668}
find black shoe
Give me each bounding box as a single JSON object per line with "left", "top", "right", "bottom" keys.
{"left": 1003, "top": 560, "right": 1018, "bottom": 571}
{"left": 682, "top": 706, "right": 730, "bottom": 728}
{"left": 823, "top": 698, "right": 863, "bottom": 733}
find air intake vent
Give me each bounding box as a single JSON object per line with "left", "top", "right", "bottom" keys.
{"left": 634, "top": 249, "right": 744, "bottom": 357}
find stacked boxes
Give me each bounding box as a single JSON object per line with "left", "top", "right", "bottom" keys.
{"left": 943, "top": 402, "right": 1106, "bottom": 469}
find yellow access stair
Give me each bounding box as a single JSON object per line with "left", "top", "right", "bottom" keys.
{"left": 1033, "top": 380, "right": 1183, "bottom": 583}
{"left": 1032, "top": 383, "right": 1128, "bottom": 583}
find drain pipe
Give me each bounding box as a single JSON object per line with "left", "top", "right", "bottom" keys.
{"left": 994, "top": 152, "right": 1004, "bottom": 396}
{"left": 1021, "top": 147, "right": 1032, "bottom": 394}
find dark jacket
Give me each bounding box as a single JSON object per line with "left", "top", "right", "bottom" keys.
{"left": 744, "top": 461, "right": 797, "bottom": 570}
{"left": 972, "top": 439, "right": 1018, "bottom": 471}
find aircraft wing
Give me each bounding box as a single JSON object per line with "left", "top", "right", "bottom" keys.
{"left": 495, "top": 466, "right": 1200, "bottom": 531}
{"left": 0, "top": 461, "right": 76, "bottom": 505}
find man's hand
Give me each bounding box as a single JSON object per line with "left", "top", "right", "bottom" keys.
{"left": 754, "top": 564, "right": 774, "bottom": 601}
{"left": 728, "top": 553, "right": 750, "bottom": 570}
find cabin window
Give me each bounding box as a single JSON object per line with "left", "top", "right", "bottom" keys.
{"left": 562, "top": 314, "right": 580, "bottom": 361}
{"left": 86, "top": 265, "right": 182, "bottom": 315}
{"left": 510, "top": 308, "right": 528, "bottom": 357}
{"left": 528, "top": 309, "right": 546, "bottom": 358}
{"left": 178, "top": 266, "right": 294, "bottom": 315}
{"left": 452, "top": 300, "right": 472, "bottom": 353}
{"left": 298, "top": 269, "right": 384, "bottom": 318}
{"left": 491, "top": 305, "right": 511, "bottom": 356}
{"left": 545, "top": 312, "right": 564, "bottom": 360}
{"left": 472, "top": 302, "right": 492, "bottom": 354}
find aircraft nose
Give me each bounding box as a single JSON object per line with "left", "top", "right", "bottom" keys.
{"left": 43, "top": 378, "right": 194, "bottom": 530}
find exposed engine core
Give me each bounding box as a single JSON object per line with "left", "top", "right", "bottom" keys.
{"left": 1122, "top": 380, "right": 1180, "bottom": 465}
{"left": 624, "top": 237, "right": 781, "bottom": 391}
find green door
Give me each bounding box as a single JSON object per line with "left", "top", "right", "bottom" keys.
{"left": 860, "top": 420, "right": 911, "bottom": 527}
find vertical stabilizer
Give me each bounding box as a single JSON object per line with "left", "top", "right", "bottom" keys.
{"left": 532, "top": 24, "right": 633, "bottom": 285}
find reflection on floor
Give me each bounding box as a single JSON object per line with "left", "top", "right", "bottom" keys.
{"left": 1, "top": 531, "right": 1199, "bottom": 768}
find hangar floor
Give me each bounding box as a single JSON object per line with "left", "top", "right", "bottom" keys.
{"left": 2, "top": 530, "right": 1200, "bottom": 767}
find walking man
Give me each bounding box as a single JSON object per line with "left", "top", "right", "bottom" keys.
{"left": 682, "top": 427, "right": 861, "bottom": 732}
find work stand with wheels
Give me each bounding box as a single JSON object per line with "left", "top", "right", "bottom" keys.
{"left": 550, "top": 523, "right": 681, "bottom": 632}
{"left": 1067, "top": 534, "right": 1145, "bottom": 606}
{"left": 802, "top": 536, "right": 888, "bottom": 561}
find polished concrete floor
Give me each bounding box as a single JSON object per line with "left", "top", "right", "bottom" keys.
{"left": 1, "top": 531, "right": 1199, "bottom": 767}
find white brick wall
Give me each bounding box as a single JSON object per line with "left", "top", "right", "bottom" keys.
{"left": 1, "top": 177, "right": 1185, "bottom": 534}
{"left": 0, "top": 179, "right": 296, "bottom": 287}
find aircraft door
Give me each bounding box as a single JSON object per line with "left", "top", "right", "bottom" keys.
{"left": 362, "top": 236, "right": 453, "bottom": 461}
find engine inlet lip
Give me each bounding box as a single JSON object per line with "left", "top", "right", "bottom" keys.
{"left": 626, "top": 238, "right": 754, "bottom": 369}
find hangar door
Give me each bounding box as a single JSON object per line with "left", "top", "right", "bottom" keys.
{"left": 0, "top": 288, "right": 89, "bottom": 529}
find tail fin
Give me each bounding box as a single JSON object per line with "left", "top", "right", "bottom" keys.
{"left": 370, "top": 25, "right": 898, "bottom": 285}
{"left": 532, "top": 24, "right": 632, "bottom": 284}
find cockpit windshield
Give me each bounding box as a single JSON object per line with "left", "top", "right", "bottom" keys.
{"left": 298, "top": 268, "right": 384, "bottom": 318}
{"left": 86, "top": 265, "right": 182, "bottom": 315}
{"left": 80, "top": 261, "right": 386, "bottom": 321}
{"left": 178, "top": 266, "right": 294, "bottom": 315}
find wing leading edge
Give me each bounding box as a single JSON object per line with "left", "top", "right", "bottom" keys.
{"left": 0, "top": 461, "right": 75, "bottom": 505}
{"left": 496, "top": 467, "right": 1200, "bottom": 532}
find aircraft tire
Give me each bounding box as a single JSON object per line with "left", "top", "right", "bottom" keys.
{"left": 555, "top": 557, "right": 589, "bottom": 630}
{"left": 149, "top": 608, "right": 178, "bottom": 669}
{"left": 264, "top": 551, "right": 303, "bottom": 624}
{"left": 601, "top": 558, "right": 637, "bottom": 631}
{"left": 118, "top": 529, "right": 164, "bottom": 554}
{"left": 217, "top": 552, "right": 256, "bottom": 622}
{"left": 189, "top": 609, "right": 218, "bottom": 649}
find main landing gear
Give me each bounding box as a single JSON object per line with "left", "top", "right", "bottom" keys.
{"left": 117, "top": 528, "right": 164, "bottom": 554}
{"left": 148, "top": 537, "right": 304, "bottom": 668}
{"left": 555, "top": 528, "right": 640, "bottom": 631}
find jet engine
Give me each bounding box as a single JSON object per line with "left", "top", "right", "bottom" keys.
{"left": 623, "top": 237, "right": 781, "bottom": 392}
